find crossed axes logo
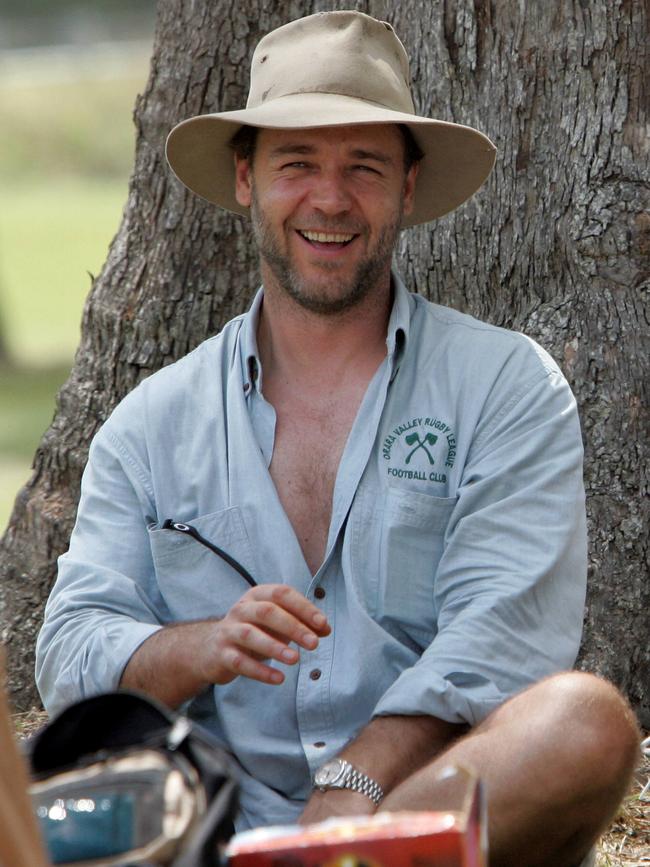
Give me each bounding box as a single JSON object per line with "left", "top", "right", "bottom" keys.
{"left": 404, "top": 432, "right": 438, "bottom": 464}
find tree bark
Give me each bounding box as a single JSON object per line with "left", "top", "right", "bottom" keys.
{"left": 1, "top": 0, "right": 647, "bottom": 725}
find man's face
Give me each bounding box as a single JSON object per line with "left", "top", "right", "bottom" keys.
{"left": 234, "top": 124, "right": 418, "bottom": 316}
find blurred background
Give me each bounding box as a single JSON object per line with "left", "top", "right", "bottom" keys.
{"left": 0, "top": 0, "right": 156, "bottom": 533}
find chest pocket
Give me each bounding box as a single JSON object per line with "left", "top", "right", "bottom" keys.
{"left": 350, "top": 485, "right": 457, "bottom": 648}
{"left": 148, "top": 507, "right": 255, "bottom": 621}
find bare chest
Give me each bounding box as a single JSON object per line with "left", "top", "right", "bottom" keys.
{"left": 268, "top": 395, "right": 360, "bottom": 575}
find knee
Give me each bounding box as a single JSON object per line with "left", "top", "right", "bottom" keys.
{"left": 533, "top": 672, "right": 641, "bottom": 788}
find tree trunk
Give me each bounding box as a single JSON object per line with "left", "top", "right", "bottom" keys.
{"left": 1, "top": 0, "right": 647, "bottom": 725}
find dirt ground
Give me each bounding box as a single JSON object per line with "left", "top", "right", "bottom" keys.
{"left": 13, "top": 710, "right": 650, "bottom": 865}
{"left": 597, "top": 737, "right": 650, "bottom": 866}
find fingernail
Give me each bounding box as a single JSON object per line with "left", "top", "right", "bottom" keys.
{"left": 281, "top": 648, "right": 297, "bottom": 662}
{"left": 312, "top": 613, "right": 327, "bottom": 627}
{"left": 302, "top": 632, "right": 318, "bottom": 648}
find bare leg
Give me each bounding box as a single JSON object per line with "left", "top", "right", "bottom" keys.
{"left": 380, "top": 673, "right": 640, "bottom": 867}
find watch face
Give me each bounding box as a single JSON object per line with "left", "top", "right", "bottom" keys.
{"left": 315, "top": 758, "right": 345, "bottom": 786}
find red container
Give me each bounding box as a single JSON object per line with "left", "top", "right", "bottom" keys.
{"left": 226, "top": 766, "right": 486, "bottom": 867}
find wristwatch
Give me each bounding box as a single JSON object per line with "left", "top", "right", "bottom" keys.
{"left": 314, "top": 758, "right": 384, "bottom": 805}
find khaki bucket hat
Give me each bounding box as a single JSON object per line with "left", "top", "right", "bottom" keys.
{"left": 166, "top": 10, "right": 496, "bottom": 227}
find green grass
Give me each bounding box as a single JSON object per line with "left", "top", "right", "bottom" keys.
{"left": 0, "top": 66, "right": 146, "bottom": 182}
{"left": 0, "top": 51, "right": 148, "bottom": 535}
{"left": 0, "top": 179, "right": 128, "bottom": 364}
{"left": 0, "top": 177, "right": 130, "bottom": 533}
{"left": 0, "top": 364, "right": 72, "bottom": 535}
{"left": 0, "top": 363, "right": 71, "bottom": 459}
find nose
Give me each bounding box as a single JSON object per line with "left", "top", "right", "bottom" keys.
{"left": 308, "top": 169, "right": 352, "bottom": 215}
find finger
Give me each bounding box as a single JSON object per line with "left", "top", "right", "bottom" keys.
{"left": 234, "top": 597, "right": 325, "bottom": 650}
{"left": 246, "top": 584, "right": 331, "bottom": 635}
{"left": 231, "top": 622, "right": 301, "bottom": 666}
{"left": 220, "top": 644, "right": 286, "bottom": 686}
{"left": 202, "top": 621, "right": 294, "bottom": 687}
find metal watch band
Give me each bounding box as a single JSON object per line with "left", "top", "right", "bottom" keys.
{"left": 343, "top": 762, "right": 384, "bottom": 805}
{"left": 316, "top": 759, "right": 384, "bottom": 805}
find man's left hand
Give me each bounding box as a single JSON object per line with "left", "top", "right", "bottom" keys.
{"left": 298, "top": 715, "right": 464, "bottom": 826}
{"left": 298, "top": 788, "right": 376, "bottom": 826}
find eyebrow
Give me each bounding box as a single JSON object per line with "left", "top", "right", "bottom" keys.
{"left": 268, "top": 144, "right": 317, "bottom": 158}
{"left": 268, "top": 143, "right": 394, "bottom": 165}
{"left": 349, "top": 148, "right": 393, "bottom": 165}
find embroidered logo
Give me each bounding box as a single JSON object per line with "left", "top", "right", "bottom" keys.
{"left": 405, "top": 432, "right": 437, "bottom": 464}
{"left": 382, "top": 417, "right": 456, "bottom": 484}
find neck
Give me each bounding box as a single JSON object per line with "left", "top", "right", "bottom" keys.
{"left": 256, "top": 265, "right": 393, "bottom": 386}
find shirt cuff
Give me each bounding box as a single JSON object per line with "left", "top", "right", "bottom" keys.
{"left": 372, "top": 667, "right": 507, "bottom": 727}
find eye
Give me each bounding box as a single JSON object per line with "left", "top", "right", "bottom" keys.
{"left": 353, "top": 164, "right": 381, "bottom": 175}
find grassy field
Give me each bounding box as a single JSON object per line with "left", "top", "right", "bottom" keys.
{"left": 0, "top": 363, "right": 71, "bottom": 532}
{"left": 0, "top": 180, "right": 127, "bottom": 533}
{"left": 0, "top": 180, "right": 128, "bottom": 364}
{"left": 0, "top": 46, "right": 148, "bottom": 534}
{"left": 0, "top": 178, "right": 128, "bottom": 528}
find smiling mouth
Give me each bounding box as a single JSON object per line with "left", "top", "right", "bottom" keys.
{"left": 297, "top": 229, "right": 357, "bottom": 246}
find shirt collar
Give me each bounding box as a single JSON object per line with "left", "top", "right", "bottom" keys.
{"left": 239, "top": 287, "right": 264, "bottom": 395}
{"left": 386, "top": 269, "right": 411, "bottom": 379}
{"left": 238, "top": 270, "right": 411, "bottom": 394}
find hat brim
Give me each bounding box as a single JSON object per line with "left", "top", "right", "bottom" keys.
{"left": 165, "top": 92, "right": 496, "bottom": 228}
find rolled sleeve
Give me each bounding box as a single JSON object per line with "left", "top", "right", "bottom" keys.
{"left": 373, "top": 366, "right": 587, "bottom": 726}
{"left": 35, "top": 425, "right": 168, "bottom": 715}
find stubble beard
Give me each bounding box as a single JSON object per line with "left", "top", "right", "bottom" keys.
{"left": 250, "top": 185, "right": 404, "bottom": 316}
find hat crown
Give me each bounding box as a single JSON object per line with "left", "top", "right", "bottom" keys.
{"left": 247, "top": 10, "right": 415, "bottom": 115}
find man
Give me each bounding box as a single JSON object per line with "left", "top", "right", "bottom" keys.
{"left": 36, "top": 11, "right": 639, "bottom": 866}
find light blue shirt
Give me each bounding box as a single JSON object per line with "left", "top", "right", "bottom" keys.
{"left": 36, "top": 273, "right": 587, "bottom": 830}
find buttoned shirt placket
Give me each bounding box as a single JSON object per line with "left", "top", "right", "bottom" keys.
{"left": 239, "top": 287, "right": 408, "bottom": 779}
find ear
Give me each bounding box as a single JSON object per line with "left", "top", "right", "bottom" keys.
{"left": 234, "top": 155, "right": 253, "bottom": 208}
{"left": 402, "top": 161, "right": 419, "bottom": 217}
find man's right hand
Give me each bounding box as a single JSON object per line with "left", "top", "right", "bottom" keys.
{"left": 120, "top": 584, "right": 330, "bottom": 708}
{"left": 199, "top": 584, "right": 331, "bottom": 686}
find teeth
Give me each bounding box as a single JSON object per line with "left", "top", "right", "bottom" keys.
{"left": 300, "top": 230, "right": 355, "bottom": 243}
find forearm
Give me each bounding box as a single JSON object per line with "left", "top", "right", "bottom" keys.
{"left": 301, "top": 714, "right": 466, "bottom": 823}
{"left": 341, "top": 714, "right": 466, "bottom": 793}
{"left": 120, "top": 620, "right": 218, "bottom": 709}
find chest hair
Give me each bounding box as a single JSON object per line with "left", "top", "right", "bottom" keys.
{"left": 269, "top": 391, "right": 360, "bottom": 574}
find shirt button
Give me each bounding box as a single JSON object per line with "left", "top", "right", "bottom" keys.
{"left": 314, "top": 587, "right": 326, "bottom": 599}
{"left": 313, "top": 741, "right": 326, "bottom": 748}
{"left": 309, "top": 669, "right": 321, "bottom": 681}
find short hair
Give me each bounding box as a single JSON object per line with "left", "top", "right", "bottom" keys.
{"left": 399, "top": 124, "right": 425, "bottom": 171}
{"left": 229, "top": 124, "right": 258, "bottom": 162}
{"left": 228, "top": 123, "right": 424, "bottom": 171}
